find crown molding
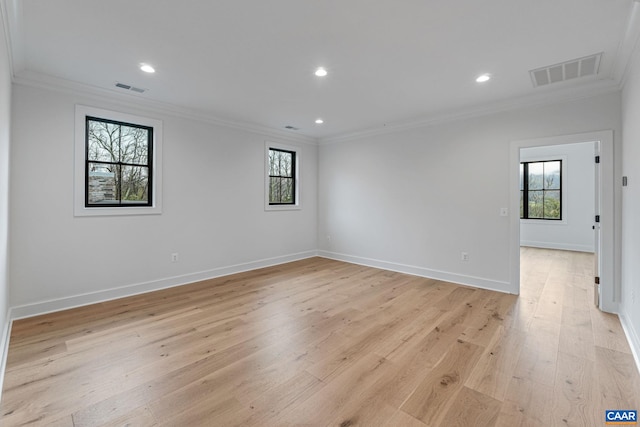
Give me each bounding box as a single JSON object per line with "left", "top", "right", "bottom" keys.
{"left": 12, "top": 70, "right": 319, "bottom": 146}
{"left": 6, "top": 0, "right": 634, "bottom": 147}
{"left": 0, "top": 0, "right": 24, "bottom": 76}
{"left": 318, "top": 79, "right": 621, "bottom": 145}
{"left": 0, "top": 0, "right": 13, "bottom": 73}
{"left": 614, "top": 0, "right": 640, "bottom": 89}
{"left": 8, "top": 67, "right": 622, "bottom": 150}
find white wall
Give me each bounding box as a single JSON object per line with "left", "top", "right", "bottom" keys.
{"left": 621, "top": 32, "right": 640, "bottom": 367}
{"left": 520, "top": 142, "right": 595, "bottom": 252}
{"left": 0, "top": 5, "right": 12, "bottom": 390}
{"left": 318, "top": 92, "right": 621, "bottom": 294}
{"left": 9, "top": 84, "right": 318, "bottom": 315}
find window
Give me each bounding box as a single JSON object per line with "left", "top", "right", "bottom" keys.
{"left": 268, "top": 148, "right": 295, "bottom": 204}
{"left": 520, "top": 160, "right": 562, "bottom": 220}
{"left": 264, "top": 142, "right": 300, "bottom": 210}
{"left": 75, "top": 105, "right": 162, "bottom": 216}
{"left": 86, "top": 117, "right": 152, "bottom": 207}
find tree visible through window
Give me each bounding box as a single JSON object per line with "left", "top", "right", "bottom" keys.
{"left": 268, "top": 148, "right": 296, "bottom": 204}
{"left": 520, "top": 160, "right": 562, "bottom": 220}
{"left": 86, "top": 116, "right": 152, "bottom": 206}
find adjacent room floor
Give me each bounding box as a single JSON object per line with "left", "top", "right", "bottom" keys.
{"left": 1, "top": 248, "right": 638, "bottom": 426}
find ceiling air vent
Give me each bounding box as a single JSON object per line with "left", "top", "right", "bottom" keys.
{"left": 529, "top": 53, "right": 602, "bottom": 88}
{"left": 284, "top": 125, "right": 299, "bottom": 130}
{"left": 115, "top": 82, "right": 146, "bottom": 93}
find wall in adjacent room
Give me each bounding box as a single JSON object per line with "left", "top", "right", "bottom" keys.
{"left": 9, "top": 83, "right": 318, "bottom": 315}
{"left": 520, "top": 142, "right": 595, "bottom": 252}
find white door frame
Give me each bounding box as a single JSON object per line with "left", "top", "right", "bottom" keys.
{"left": 509, "top": 130, "right": 617, "bottom": 313}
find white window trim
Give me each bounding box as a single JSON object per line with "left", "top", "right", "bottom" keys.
{"left": 264, "top": 141, "right": 301, "bottom": 211}
{"left": 74, "top": 105, "right": 163, "bottom": 216}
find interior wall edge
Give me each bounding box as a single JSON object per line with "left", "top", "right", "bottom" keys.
{"left": 619, "top": 312, "right": 640, "bottom": 375}
{"left": 0, "top": 311, "right": 11, "bottom": 403}
{"left": 317, "top": 250, "right": 514, "bottom": 295}
{"left": 9, "top": 250, "right": 318, "bottom": 321}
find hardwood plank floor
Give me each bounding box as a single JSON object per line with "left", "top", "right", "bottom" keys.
{"left": 1, "top": 248, "right": 639, "bottom": 426}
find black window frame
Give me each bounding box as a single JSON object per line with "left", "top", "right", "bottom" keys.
{"left": 85, "top": 116, "right": 154, "bottom": 208}
{"left": 520, "top": 159, "right": 563, "bottom": 220}
{"left": 268, "top": 147, "right": 296, "bottom": 205}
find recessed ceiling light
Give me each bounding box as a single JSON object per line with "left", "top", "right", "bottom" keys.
{"left": 140, "top": 64, "right": 156, "bottom": 73}
{"left": 315, "top": 118, "right": 324, "bottom": 124}
{"left": 476, "top": 73, "right": 491, "bottom": 83}
{"left": 314, "top": 67, "right": 328, "bottom": 77}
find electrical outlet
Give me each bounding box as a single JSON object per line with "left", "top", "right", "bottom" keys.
{"left": 461, "top": 252, "right": 469, "bottom": 262}
{"left": 171, "top": 253, "right": 179, "bottom": 263}
{"left": 500, "top": 207, "right": 508, "bottom": 217}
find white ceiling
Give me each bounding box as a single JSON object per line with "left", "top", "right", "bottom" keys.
{"left": 3, "top": 0, "right": 639, "bottom": 140}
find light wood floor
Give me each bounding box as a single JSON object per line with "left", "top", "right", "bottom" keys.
{"left": 1, "top": 248, "right": 639, "bottom": 426}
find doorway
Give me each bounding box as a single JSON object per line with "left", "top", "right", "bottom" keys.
{"left": 519, "top": 141, "right": 598, "bottom": 303}
{"left": 509, "top": 130, "right": 616, "bottom": 313}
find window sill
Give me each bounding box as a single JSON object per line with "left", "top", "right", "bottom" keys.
{"left": 265, "top": 204, "right": 302, "bottom": 212}
{"left": 520, "top": 218, "right": 568, "bottom": 226}
{"left": 74, "top": 205, "right": 162, "bottom": 217}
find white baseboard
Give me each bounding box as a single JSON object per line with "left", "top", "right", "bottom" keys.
{"left": 317, "top": 250, "right": 514, "bottom": 294}
{"left": 520, "top": 241, "right": 594, "bottom": 253}
{"left": 10, "top": 250, "right": 318, "bottom": 320}
{"left": 619, "top": 312, "right": 640, "bottom": 376}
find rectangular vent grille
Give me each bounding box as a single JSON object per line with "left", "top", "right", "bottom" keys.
{"left": 115, "top": 82, "right": 146, "bottom": 93}
{"left": 530, "top": 53, "right": 602, "bottom": 88}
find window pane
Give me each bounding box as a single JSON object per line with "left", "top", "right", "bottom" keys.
{"left": 88, "top": 162, "right": 117, "bottom": 204}
{"left": 273, "top": 150, "right": 283, "bottom": 175}
{"left": 285, "top": 153, "right": 293, "bottom": 177}
{"left": 269, "top": 149, "right": 293, "bottom": 177}
{"left": 544, "top": 161, "right": 560, "bottom": 189}
{"left": 528, "top": 162, "right": 543, "bottom": 190}
{"left": 544, "top": 190, "right": 561, "bottom": 219}
{"left": 281, "top": 177, "right": 293, "bottom": 203}
{"left": 269, "top": 177, "right": 281, "bottom": 203}
{"left": 269, "top": 150, "right": 279, "bottom": 175}
{"left": 269, "top": 176, "right": 294, "bottom": 204}
{"left": 279, "top": 151, "right": 292, "bottom": 177}
{"left": 121, "top": 165, "right": 149, "bottom": 203}
{"left": 528, "top": 190, "right": 543, "bottom": 218}
{"left": 120, "top": 125, "right": 149, "bottom": 165}
{"left": 519, "top": 163, "right": 524, "bottom": 190}
{"left": 87, "top": 120, "right": 120, "bottom": 162}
